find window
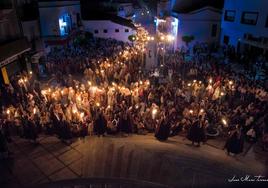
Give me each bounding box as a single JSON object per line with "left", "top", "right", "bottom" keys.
{"left": 241, "top": 12, "right": 258, "bottom": 25}
{"left": 125, "top": 29, "right": 129, "bottom": 32}
{"left": 115, "top": 29, "right": 119, "bottom": 32}
{"left": 211, "top": 24, "right": 217, "bottom": 37}
{"left": 265, "top": 16, "right": 268, "bottom": 28}
{"left": 224, "top": 10, "right": 235, "bottom": 22}
{"left": 94, "top": 30, "right": 99, "bottom": 34}
{"left": 103, "top": 29, "right": 108, "bottom": 33}
{"left": 223, "top": 35, "right": 229, "bottom": 45}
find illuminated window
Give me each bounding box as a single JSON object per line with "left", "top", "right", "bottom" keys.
{"left": 59, "top": 18, "right": 67, "bottom": 36}
{"left": 211, "top": 24, "right": 217, "bottom": 37}
{"left": 224, "top": 10, "right": 235, "bottom": 22}
{"left": 241, "top": 12, "right": 258, "bottom": 25}
{"left": 58, "top": 14, "right": 71, "bottom": 36}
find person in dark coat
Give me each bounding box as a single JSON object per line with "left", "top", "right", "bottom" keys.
{"left": 121, "top": 111, "right": 132, "bottom": 135}
{"left": 187, "top": 116, "right": 205, "bottom": 147}
{"left": 0, "top": 126, "right": 8, "bottom": 156}
{"left": 60, "top": 119, "right": 72, "bottom": 143}
{"left": 155, "top": 116, "right": 171, "bottom": 141}
{"left": 94, "top": 111, "right": 106, "bottom": 137}
{"left": 25, "top": 116, "right": 38, "bottom": 144}
{"left": 224, "top": 125, "right": 244, "bottom": 155}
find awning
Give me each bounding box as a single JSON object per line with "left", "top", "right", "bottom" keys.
{"left": 0, "top": 38, "right": 31, "bottom": 67}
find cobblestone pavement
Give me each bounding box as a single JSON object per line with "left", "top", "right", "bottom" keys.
{"left": 0, "top": 134, "right": 267, "bottom": 188}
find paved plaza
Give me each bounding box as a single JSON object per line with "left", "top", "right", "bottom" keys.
{"left": 0, "top": 134, "right": 267, "bottom": 188}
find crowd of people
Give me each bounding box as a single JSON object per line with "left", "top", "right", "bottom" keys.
{"left": 1, "top": 27, "right": 268, "bottom": 159}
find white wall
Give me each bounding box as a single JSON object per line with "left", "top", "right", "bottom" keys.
{"left": 39, "top": 2, "right": 80, "bottom": 37}
{"left": 22, "top": 20, "right": 40, "bottom": 41}
{"left": 221, "top": 0, "right": 268, "bottom": 47}
{"left": 82, "top": 20, "right": 136, "bottom": 42}
{"left": 176, "top": 7, "right": 222, "bottom": 48}
{"left": 0, "top": 9, "right": 21, "bottom": 43}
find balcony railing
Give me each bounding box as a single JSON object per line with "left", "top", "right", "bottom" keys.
{"left": 0, "top": 38, "right": 31, "bottom": 67}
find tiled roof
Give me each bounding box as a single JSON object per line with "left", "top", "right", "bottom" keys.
{"left": 83, "top": 12, "right": 136, "bottom": 29}
{"left": 172, "top": 0, "right": 224, "bottom": 13}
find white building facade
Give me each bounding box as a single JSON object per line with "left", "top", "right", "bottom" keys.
{"left": 82, "top": 19, "right": 136, "bottom": 43}
{"left": 38, "top": 0, "right": 81, "bottom": 37}
{"left": 220, "top": 0, "right": 268, "bottom": 54}
{"left": 173, "top": 6, "right": 222, "bottom": 48}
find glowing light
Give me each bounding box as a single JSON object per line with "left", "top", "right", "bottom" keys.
{"left": 222, "top": 118, "right": 227, "bottom": 126}
{"left": 29, "top": 71, "right": 32, "bottom": 75}
{"left": 220, "top": 92, "right": 225, "bottom": 96}
{"left": 6, "top": 109, "right": 10, "bottom": 114}
{"left": 187, "top": 83, "right": 191, "bottom": 87}
{"left": 209, "top": 78, "right": 213, "bottom": 84}
{"left": 189, "top": 110, "right": 193, "bottom": 114}
{"left": 229, "top": 81, "right": 233, "bottom": 85}
{"left": 166, "top": 35, "right": 175, "bottom": 42}
{"left": 193, "top": 80, "right": 196, "bottom": 83}
{"left": 200, "top": 109, "right": 204, "bottom": 113}
{"left": 41, "top": 90, "right": 46, "bottom": 95}
{"left": 33, "top": 108, "right": 36, "bottom": 114}
{"left": 160, "top": 36, "right": 165, "bottom": 41}
{"left": 96, "top": 102, "right": 100, "bottom": 107}
{"left": 88, "top": 81, "right": 92, "bottom": 86}
{"left": 152, "top": 108, "right": 158, "bottom": 119}
{"left": 59, "top": 17, "right": 67, "bottom": 36}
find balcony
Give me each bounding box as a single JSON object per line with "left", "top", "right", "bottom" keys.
{"left": 242, "top": 34, "right": 268, "bottom": 50}
{"left": 0, "top": 38, "right": 31, "bottom": 67}
{"left": 0, "top": 1, "right": 12, "bottom": 10}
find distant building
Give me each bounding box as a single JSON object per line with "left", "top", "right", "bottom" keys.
{"left": 221, "top": 0, "right": 268, "bottom": 56}
{"left": 172, "top": 6, "right": 222, "bottom": 48}
{"left": 0, "top": 0, "right": 31, "bottom": 85}
{"left": 38, "top": 0, "right": 81, "bottom": 37}
{"left": 82, "top": 13, "right": 136, "bottom": 42}
{"left": 116, "top": 1, "right": 135, "bottom": 18}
